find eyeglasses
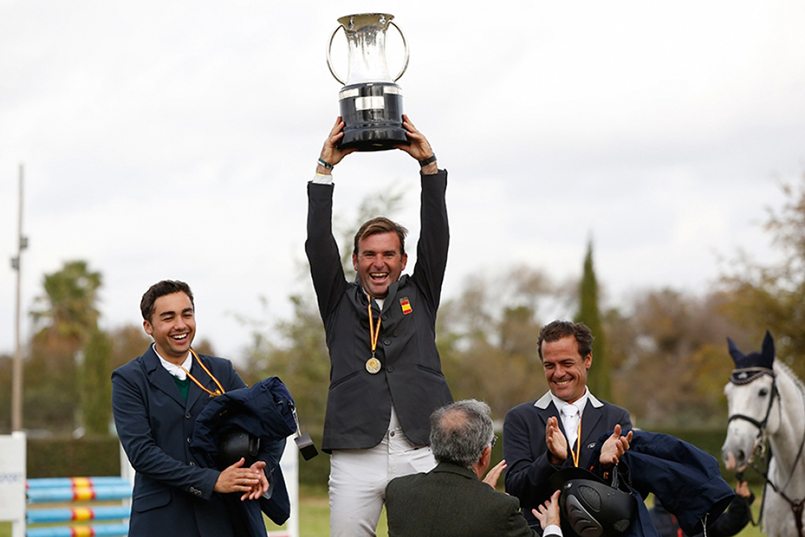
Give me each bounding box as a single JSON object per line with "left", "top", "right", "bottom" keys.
{"left": 490, "top": 434, "right": 498, "bottom": 448}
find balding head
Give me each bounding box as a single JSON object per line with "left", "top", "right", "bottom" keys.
{"left": 429, "top": 399, "right": 495, "bottom": 469}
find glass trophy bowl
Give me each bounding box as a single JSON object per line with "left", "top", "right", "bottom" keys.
{"left": 327, "top": 13, "right": 409, "bottom": 151}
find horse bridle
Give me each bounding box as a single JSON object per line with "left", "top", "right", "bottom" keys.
{"left": 728, "top": 367, "right": 805, "bottom": 537}
{"left": 727, "top": 367, "right": 778, "bottom": 457}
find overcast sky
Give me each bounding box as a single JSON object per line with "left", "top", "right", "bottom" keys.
{"left": 1, "top": 0, "right": 803, "bottom": 360}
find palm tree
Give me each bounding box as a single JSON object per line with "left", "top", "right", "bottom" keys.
{"left": 31, "top": 260, "right": 102, "bottom": 349}
{"left": 25, "top": 260, "right": 103, "bottom": 433}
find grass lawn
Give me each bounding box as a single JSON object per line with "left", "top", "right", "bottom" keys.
{"left": 266, "top": 486, "right": 389, "bottom": 537}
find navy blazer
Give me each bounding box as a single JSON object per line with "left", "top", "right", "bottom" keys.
{"left": 112, "top": 346, "right": 270, "bottom": 537}
{"left": 503, "top": 390, "right": 631, "bottom": 527}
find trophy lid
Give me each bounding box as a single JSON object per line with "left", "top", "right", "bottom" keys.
{"left": 337, "top": 13, "right": 395, "bottom": 33}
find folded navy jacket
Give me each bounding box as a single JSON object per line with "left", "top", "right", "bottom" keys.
{"left": 588, "top": 430, "right": 735, "bottom": 537}
{"left": 191, "top": 376, "right": 297, "bottom": 530}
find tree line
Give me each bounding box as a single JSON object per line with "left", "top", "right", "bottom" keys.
{"left": 1, "top": 177, "right": 802, "bottom": 437}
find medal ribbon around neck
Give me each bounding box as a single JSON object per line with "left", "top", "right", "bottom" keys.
{"left": 366, "top": 298, "right": 382, "bottom": 373}
{"left": 568, "top": 418, "right": 582, "bottom": 468}
{"left": 181, "top": 348, "right": 226, "bottom": 397}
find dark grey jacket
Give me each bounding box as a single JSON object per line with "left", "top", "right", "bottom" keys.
{"left": 386, "top": 462, "right": 552, "bottom": 537}
{"left": 305, "top": 171, "right": 453, "bottom": 451}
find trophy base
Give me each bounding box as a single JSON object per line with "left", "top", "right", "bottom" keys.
{"left": 338, "top": 82, "right": 408, "bottom": 152}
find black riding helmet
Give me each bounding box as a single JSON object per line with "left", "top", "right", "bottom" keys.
{"left": 216, "top": 428, "right": 261, "bottom": 468}
{"left": 549, "top": 467, "right": 635, "bottom": 537}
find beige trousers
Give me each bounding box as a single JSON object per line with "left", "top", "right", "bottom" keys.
{"left": 328, "top": 408, "right": 437, "bottom": 537}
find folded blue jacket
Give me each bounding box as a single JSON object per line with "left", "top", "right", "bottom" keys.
{"left": 590, "top": 430, "right": 735, "bottom": 537}
{"left": 191, "top": 376, "right": 297, "bottom": 531}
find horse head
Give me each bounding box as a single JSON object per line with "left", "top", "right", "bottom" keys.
{"left": 722, "top": 331, "right": 779, "bottom": 472}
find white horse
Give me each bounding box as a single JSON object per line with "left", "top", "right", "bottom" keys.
{"left": 722, "top": 331, "right": 805, "bottom": 537}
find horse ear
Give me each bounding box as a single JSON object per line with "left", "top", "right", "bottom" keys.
{"left": 727, "top": 337, "right": 743, "bottom": 365}
{"left": 762, "top": 330, "right": 775, "bottom": 363}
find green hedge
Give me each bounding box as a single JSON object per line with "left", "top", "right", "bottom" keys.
{"left": 652, "top": 427, "right": 726, "bottom": 460}
{"left": 295, "top": 428, "right": 729, "bottom": 489}
{"left": 298, "top": 433, "right": 330, "bottom": 487}
{"left": 28, "top": 428, "right": 742, "bottom": 488}
{"left": 27, "top": 433, "right": 332, "bottom": 484}
{"left": 295, "top": 432, "right": 506, "bottom": 490}
{"left": 28, "top": 436, "right": 121, "bottom": 478}
{"left": 27, "top": 434, "right": 331, "bottom": 483}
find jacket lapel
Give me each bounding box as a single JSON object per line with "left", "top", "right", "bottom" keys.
{"left": 382, "top": 277, "right": 404, "bottom": 313}
{"left": 534, "top": 397, "right": 573, "bottom": 452}
{"left": 534, "top": 391, "right": 562, "bottom": 430}
{"left": 580, "top": 402, "right": 604, "bottom": 450}
{"left": 143, "top": 347, "right": 186, "bottom": 409}
{"left": 185, "top": 355, "right": 218, "bottom": 411}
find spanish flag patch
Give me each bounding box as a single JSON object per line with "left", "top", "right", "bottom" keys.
{"left": 400, "top": 297, "right": 413, "bottom": 315}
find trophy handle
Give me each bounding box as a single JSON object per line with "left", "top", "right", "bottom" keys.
{"left": 326, "top": 24, "right": 347, "bottom": 85}
{"left": 326, "top": 19, "right": 409, "bottom": 85}
{"left": 389, "top": 21, "right": 409, "bottom": 82}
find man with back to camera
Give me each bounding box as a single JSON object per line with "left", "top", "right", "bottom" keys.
{"left": 306, "top": 115, "right": 453, "bottom": 536}
{"left": 504, "top": 320, "right": 633, "bottom": 528}
{"left": 386, "top": 399, "right": 563, "bottom": 537}
{"left": 112, "top": 280, "right": 274, "bottom": 537}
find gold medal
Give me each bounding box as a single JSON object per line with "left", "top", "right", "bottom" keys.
{"left": 365, "top": 357, "right": 382, "bottom": 374}
{"left": 364, "top": 295, "right": 383, "bottom": 375}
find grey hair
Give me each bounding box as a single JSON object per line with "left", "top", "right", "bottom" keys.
{"left": 429, "top": 399, "right": 495, "bottom": 468}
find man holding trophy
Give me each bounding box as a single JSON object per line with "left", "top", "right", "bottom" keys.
{"left": 306, "top": 14, "right": 454, "bottom": 535}
{"left": 305, "top": 114, "right": 453, "bottom": 536}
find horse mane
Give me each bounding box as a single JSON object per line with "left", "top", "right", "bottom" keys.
{"left": 774, "top": 358, "right": 805, "bottom": 393}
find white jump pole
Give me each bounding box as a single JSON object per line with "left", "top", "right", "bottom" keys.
{"left": 275, "top": 436, "right": 299, "bottom": 537}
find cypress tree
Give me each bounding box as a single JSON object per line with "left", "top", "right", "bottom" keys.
{"left": 575, "top": 239, "right": 611, "bottom": 400}
{"left": 80, "top": 328, "right": 113, "bottom": 436}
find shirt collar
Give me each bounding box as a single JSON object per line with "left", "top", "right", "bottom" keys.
{"left": 535, "top": 388, "right": 604, "bottom": 410}
{"left": 153, "top": 343, "right": 192, "bottom": 380}
{"left": 549, "top": 388, "right": 589, "bottom": 415}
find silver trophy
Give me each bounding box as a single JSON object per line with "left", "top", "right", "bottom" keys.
{"left": 327, "top": 13, "right": 409, "bottom": 151}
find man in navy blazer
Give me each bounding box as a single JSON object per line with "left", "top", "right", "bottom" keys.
{"left": 504, "top": 320, "right": 633, "bottom": 528}
{"left": 112, "top": 280, "right": 272, "bottom": 537}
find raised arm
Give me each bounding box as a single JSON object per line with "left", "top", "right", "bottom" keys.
{"left": 306, "top": 118, "right": 353, "bottom": 320}
{"left": 404, "top": 115, "right": 449, "bottom": 308}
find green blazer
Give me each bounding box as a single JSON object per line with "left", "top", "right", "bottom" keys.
{"left": 386, "top": 462, "right": 556, "bottom": 537}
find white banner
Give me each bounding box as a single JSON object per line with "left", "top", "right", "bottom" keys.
{"left": 0, "top": 432, "right": 26, "bottom": 537}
